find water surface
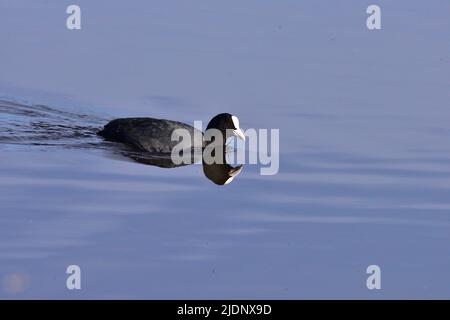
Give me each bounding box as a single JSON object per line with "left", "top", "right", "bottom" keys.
{"left": 1, "top": 0, "right": 450, "bottom": 298}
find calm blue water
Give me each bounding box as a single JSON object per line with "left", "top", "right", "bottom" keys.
{"left": 1, "top": 0, "right": 450, "bottom": 299}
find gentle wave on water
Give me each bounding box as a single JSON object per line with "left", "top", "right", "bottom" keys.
{"left": 0, "top": 99, "right": 106, "bottom": 147}
{"left": 0, "top": 99, "right": 197, "bottom": 167}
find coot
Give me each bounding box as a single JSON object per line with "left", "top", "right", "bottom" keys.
{"left": 97, "top": 113, "right": 245, "bottom": 153}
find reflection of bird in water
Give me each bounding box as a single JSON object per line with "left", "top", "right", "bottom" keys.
{"left": 202, "top": 162, "right": 243, "bottom": 185}
{"left": 113, "top": 148, "right": 243, "bottom": 185}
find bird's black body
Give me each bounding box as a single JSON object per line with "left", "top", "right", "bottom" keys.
{"left": 97, "top": 117, "right": 203, "bottom": 153}
{"left": 97, "top": 113, "right": 242, "bottom": 154}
